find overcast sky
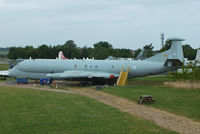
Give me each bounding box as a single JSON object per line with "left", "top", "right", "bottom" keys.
{"left": 0, "top": 0, "right": 200, "bottom": 50}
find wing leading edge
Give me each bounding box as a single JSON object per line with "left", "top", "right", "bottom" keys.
{"left": 0, "top": 70, "right": 9, "bottom": 76}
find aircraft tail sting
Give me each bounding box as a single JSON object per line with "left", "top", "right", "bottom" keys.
{"left": 146, "top": 38, "right": 184, "bottom": 67}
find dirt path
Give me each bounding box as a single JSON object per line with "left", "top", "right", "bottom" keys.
{"left": 69, "top": 87, "right": 200, "bottom": 134}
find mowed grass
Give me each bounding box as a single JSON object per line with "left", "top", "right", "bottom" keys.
{"left": 128, "top": 75, "right": 175, "bottom": 82}
{"left": 103, "top": 85, "right": 200, "bottom": 121}
{"left": 0, "top": 64, "right": 9, "bottom": 70}
{"left": 0, "top": 86, "right": 177, "bottom": 134}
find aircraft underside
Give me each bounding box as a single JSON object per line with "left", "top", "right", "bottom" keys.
{"left": 63, "top": 77, "right": 118, "bottom": 85}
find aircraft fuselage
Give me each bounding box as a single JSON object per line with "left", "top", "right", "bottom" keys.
{"left": 9, "top": 59, "right": 168, "bottom": 80}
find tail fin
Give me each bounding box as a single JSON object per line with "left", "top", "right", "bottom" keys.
{"left": 135, "top": 49, "right": 145, "bottom": 60}
{"left": 195, "top": 49, "right": 200, "bottom": 62}
{"left": 58, "top": 51, "right": 67, "bottom": 60}
{"left": 147, "top": 38, "right": 184, "bottom": 66}
{"left": 135, "top": 44, "right": 152, "bottom": 60}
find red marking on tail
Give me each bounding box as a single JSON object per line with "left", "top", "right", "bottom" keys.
{"left": 58, "top": 51, "right": 67, "bottom": 60}
{"left": 61, "top": 54, "right": 67, "bottom": 60}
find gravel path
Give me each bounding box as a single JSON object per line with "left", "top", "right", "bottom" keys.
{"left": 69, "top": 87, "right": 200, "bottom": 134}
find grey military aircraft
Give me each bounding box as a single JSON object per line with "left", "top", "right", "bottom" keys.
{"left": 8, "top": 38, "right": 184, "bottom": 84}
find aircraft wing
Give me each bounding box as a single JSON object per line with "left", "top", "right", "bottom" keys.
{"left": 0, "top": 70, "right": 9, "bottom": 76}
{"left": 46, "top": 70, "right": 119, "bottom": 79}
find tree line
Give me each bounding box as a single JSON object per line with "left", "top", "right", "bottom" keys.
{"left": 6, "top": 40, "right": 199, "bottom": 60}
{"left": 7, "top": 40, "right": 134, "bottom": 59}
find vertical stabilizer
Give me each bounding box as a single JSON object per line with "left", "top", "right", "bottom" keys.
{"left": 58, "top": 51, "right": 67, "bottom": 60}
{"left": 135, "top": 44, "right": 152, "bottom": 60}
{"left": 147, "top": 38, "right": 184, "bottom": 65}
{"left": 136, "top": 49, "right": 145, "bottom": 60}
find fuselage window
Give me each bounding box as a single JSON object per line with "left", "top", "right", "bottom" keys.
{"left": 85, "top": 65, "right": 87, "bottom": 68}
{"left": 95, "top": 65, "right": 98, "bottom": 68}
{"left": 90, "top": 65, "right": 92, "bottom": 68}
{"left": 74, "top": 64, "right": 77, "bottom": 68}
{"left": 112, "top": 65, "right": 114, "bottom": 68}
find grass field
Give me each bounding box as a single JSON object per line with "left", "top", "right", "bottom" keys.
{"left": 0, "top": 64, "right": 9, "bottom": 70}
{"left": 0, "top": 86, "right": 177, "bottom": 134}
{"left": 0, "top": 51, "right": 8, "bottom": 55}
{"left": 102, "top": 85, "right": 200, "bottom": 121}
{"left": 128, "top": 75, "right": 175, "bottom": 82}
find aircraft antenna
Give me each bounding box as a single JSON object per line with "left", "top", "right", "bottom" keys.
{"left": 161, "top": 33, "right": 164, "bottom": 48}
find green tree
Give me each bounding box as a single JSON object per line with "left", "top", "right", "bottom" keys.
{"left": 182, "top": 44, "right": 197, "bottom": 60}
{"left": 64, "top": 40, "right": 77, "bottom": 48}
{"left": 133, "top": 49, "right": 141, "bottom": 58}
{"left": 94, "top": 41, "right": 113, "bottom": 49}
{"left": 159, "top": 40, "right": 172, "bottom": 52}
{"left": 37, "top": 44, "right": 51, "bottom": 59}
{"left": 145, "top": 43, "right": 154, "bottom": 58}
{"left": 93, "top": 41, "right": 113, "bottom": 59}
{"left": 62, "top": 40, "right": 80, "bottom": 58}
{"left": 7, "top": 47, "right": 26, "bottom": 59}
